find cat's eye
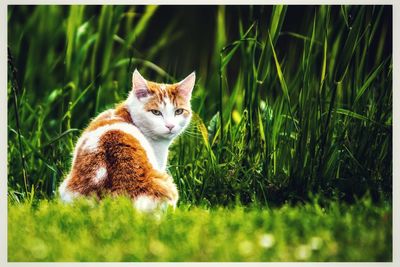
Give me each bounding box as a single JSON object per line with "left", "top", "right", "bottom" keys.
{"left": 175, "top": 109, "right": 184, "bottom": 115}
{"left": 150, "top": 109, "right": 162, "bottom": 116}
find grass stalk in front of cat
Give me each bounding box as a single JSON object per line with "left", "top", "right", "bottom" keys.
{"left": 8, "top": 48, "right": 29, "bottom": 196}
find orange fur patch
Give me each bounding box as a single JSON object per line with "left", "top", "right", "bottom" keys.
{"left": 85, "top": 104, "right": 133, "bottom": 133}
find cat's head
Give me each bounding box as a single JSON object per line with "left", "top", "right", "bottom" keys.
{"left": 126, "top": 69, "right": 195, "bottom": 141}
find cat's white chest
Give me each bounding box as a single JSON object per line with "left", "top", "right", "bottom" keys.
{"left": 148, "top": 139, "right": 171, "bottom": 172}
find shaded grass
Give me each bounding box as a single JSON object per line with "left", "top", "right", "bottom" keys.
{"left": 8, "top": 196, "right": 392, "bottom": 262}
{"left": 7, "top": 6, "right": 392, "bottom": 206}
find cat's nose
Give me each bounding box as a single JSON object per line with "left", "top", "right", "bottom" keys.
{"left": 165, "top": 124, "right": 175, "bottom": 131}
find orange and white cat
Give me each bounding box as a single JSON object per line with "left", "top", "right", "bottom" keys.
{"left": 58, "top": 69, "right": 195, "bottom": 212}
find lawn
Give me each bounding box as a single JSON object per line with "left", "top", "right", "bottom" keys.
{"left": 8, "top": 197, "right": 392, "bottom": 262}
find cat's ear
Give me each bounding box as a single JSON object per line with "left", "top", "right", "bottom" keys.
{"left": 132, "top": 69, "right": 150, "bottom": 99}
{"left": 177, "top": 71, "right": 195, "bottom": 101}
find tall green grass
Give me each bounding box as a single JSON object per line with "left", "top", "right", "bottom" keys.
{"left": 7, "top": 6, "right": 392, "bottom": 205}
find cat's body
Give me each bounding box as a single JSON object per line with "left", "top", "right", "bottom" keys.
{"left": 59, "top": 70, "right": 195, "bottom": 211}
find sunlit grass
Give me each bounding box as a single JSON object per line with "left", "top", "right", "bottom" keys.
{"left": 8, "top": 196, "right": 392, "bottom": 261}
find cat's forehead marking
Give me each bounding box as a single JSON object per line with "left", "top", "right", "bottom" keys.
{"left": 142, "top": 82, "right": 190, "bottom": 110}
{"left": 163, "top": 97, "right": 174, "bottom": 110}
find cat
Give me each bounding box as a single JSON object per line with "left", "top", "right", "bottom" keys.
{"left": 58, "top": 69, "right": 195, "bottom": 212}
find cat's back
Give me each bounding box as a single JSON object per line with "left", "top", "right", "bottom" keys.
{"left": 81, "top": 104, "right": 157, "bottom": 163}
{"left": 59, "top": 104, "right": 158, "bottom": 202}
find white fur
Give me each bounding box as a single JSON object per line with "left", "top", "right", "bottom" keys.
{"left": 134, "top": 195, "right": 159, "bottom": 213}
{"left": 134, "top": 195, "right": 171, "bottom": 213}
{"left": 58, "top": 176, "right": 80, "bottom": 203}
{"left": 109, "top": 110, "right": 118, "bottom": 120}
{"left": 94, "top": 167, "right": 107, "bottom": 183}
{"left": 148, "top": 139, "right": 171, "bottom": 171}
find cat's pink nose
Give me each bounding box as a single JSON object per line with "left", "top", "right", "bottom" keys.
{"left": 165, "top": 124, "right": 175, "bottom": 131}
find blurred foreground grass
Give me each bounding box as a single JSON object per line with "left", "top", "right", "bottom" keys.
{"left": 8, "top": 197, "right": 391, "bottom": 262}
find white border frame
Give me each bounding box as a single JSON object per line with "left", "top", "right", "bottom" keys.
{"left": 1, "top": 1, "right": 398, "bottom": 266}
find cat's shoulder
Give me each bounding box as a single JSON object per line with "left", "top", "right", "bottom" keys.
{"left": 76, "top": 104, "right": 138, "bottom": 152}
{"left": 84, "top": 104, "right": 133, "bottom": 133}
{"left": 76, "top": 104, "right": 158, "bottom": 167}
